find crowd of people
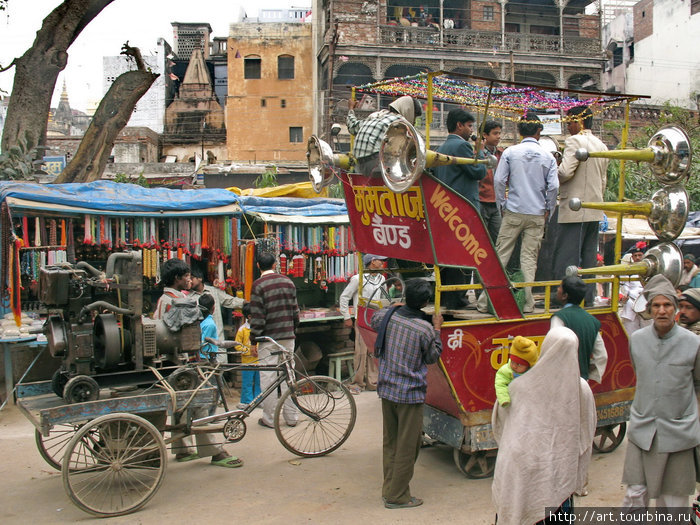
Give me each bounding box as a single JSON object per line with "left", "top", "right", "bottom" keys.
{"left": 151, "top": 250, "right": 700, "bottom": 516}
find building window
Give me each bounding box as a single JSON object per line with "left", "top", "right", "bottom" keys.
{"left": 484, "top": 5, "right": 494, "bottom": 21}
{"left": 278, "top": 55, "right": 295, "bottom": 79}
{"left": 693, "top": 0, "right": 700, "bottom": 15}
{"left": 244, "top": 57, "right": 261, "bottom": 79}
{"left": 261, "top": 99, "right": 266, "bottom": 107}
{"left": 289, "top": 127, "right": 303, "bottom": 143}
{"left": 613, "top": 47, "right": 623, "bottom": 68}
{"left": 281, "top": 99, "right": 286, "bottom": 108}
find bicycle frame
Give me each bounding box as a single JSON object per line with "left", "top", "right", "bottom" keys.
{"left": 190, "top": 336, "right": 319, "bottom": 427}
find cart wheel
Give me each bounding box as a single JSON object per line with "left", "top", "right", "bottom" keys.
{"left": 63, "top": 375, "right": 100, "bottom": 404}
{"left": 51, "top": 369, "right": 68, "bottom": 397}
{"left": 593, "top": 423, "right": 626, "bottom": 453}
{"left": 167, "top": 368, "right": 199, "bottom": 391}
{"left": 223, "top": 417, "right": 247, "bottom": 443}
{"left": 62, "top": 413, "right": 166, "bottom": 517}
{"left": 274, "top": 376, "right": 356, "bottom": 457}
{"left": 453, "top": 448, "right": 497, "bottom": 479}
{"left": 36, "top": 424, "right": 79, "bottom": 470}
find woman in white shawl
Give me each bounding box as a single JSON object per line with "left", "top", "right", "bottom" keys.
{"left": 491, "top": 327, "right": 597, "bottom": 524}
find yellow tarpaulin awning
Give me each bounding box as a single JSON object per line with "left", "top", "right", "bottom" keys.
{"left": 227, "top": 182, "right": 329, "bottom": 199}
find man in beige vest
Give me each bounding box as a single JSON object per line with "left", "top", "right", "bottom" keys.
{"left": 552, "top": 105, "right": 608, "bottom": 306}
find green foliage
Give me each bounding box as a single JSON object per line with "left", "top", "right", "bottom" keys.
{"left": 255, "top": 164, "right": 278, "bottom": 188}
{"left": 604, "top": 102, "right": 700, "bottom": 205}
{"left": 0, "top": 131, "right": 38, "bottom": 180}
{"left": 113, "top": 172, "right": 149, "bottom": 187}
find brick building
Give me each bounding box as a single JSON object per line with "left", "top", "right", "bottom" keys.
{"left": 314, "top": 0, "right": 606, "bottom": 146}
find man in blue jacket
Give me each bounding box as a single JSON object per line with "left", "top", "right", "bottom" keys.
{"left": 433, "top": 108, "right": 487, "bottom": 210}
{"left": 433, "top": 109, "right": 487, "bottom": 309}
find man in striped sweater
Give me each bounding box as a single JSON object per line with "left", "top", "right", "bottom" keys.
{"left": 249, "top": 252, "right": 300, "bottom": 428}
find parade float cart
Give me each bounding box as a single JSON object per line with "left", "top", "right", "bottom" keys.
{"left": 307, "top": 71, "right": 693, "bottom": 477}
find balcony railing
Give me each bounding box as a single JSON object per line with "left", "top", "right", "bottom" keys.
{"left": 379, "top": 27, "right": 601, "bottom": 57}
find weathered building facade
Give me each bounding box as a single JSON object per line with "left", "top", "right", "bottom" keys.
{"left": 162, "top": 48, "right": 227, "bottom": 163}
{"left": 227, "top": 23, "right": 314, "bottom": 162}
{"left": 604, "top": 0, "right": 700, "bottom": 109}
{"left": 314, "top": 0, "right": 605, "bottom": 145}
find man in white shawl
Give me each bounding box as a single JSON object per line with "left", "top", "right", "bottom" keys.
{"left": 621, "top": 274, "right": 700, "bottom": 509}
{"left": 492, "top": 327, "right": 596, "bottom": 524}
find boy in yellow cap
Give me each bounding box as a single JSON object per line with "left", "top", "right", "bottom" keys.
{"left": 494, "top": 336, "right": 539, "bottom": 406}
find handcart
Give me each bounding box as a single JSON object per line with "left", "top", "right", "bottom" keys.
{"left": 307, "top": 71, "right": 692, "bottom": 478}
{"left": 17, "top": 335, "right": 357, "bottom": 516}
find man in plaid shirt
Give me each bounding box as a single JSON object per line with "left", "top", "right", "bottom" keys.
{"left": 346, "top": 95, "right": 422, "bottom": 177}
{"left": 370, "top": 278, "right": 443, "bottom": 509}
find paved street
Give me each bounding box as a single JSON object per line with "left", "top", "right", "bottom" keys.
{"left": 0, "top": 390, "right": 628, "bottom": 524}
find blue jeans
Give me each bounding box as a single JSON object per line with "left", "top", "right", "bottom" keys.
{"left": 240, "top": 369, "right": 261, "bottom": 405}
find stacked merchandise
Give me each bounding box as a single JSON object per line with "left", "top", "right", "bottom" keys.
{"left": 1, "top": 208, "right": 241, "bottom": 317}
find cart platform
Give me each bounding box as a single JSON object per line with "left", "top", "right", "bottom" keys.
{"left": 17, "top": 379, "right": 217, "bottom": 436}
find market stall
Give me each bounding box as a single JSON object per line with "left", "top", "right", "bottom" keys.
{"left": 0, "top": 181, "right": 356, "bottom": 391}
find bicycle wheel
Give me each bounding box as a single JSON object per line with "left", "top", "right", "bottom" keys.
{"left": 35, "top": 424, "right": 80, "bottom": 470}
{"left": 62, "top": 413, "right": 166, "bottom": 517}
{"left": 274, "top": 376, "right": 356, "bottom": 457}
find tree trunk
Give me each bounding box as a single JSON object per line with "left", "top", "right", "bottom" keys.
{"left": 55, "top": 66, "right": 157, "bottom": 183}
{"left": 0, "top": 0, "right": 115, "bottom": 154}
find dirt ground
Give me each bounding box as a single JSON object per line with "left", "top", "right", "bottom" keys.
{"left": 0, "top": 391, "right": 629, "bottom": 524}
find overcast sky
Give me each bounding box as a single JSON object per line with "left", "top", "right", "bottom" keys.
{"left": 0, "top": 0, "right": 307, "bottom": 113}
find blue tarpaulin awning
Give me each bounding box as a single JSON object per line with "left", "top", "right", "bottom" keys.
{"left": 0, "top": 181, "right": 347, "bottom": 218}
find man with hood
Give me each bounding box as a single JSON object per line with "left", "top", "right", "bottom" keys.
{"left": 621, "top": 274, "right": 700, "bottom": 509}
{"left": 347, "top": 95, "right": 422, "bottom": 177}
{"left": 678, "top": 288, "right": 700, "bottom": 336}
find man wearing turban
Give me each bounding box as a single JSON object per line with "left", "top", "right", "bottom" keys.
{"left": 621, "top": 274, "right": 700, "bottom": 509}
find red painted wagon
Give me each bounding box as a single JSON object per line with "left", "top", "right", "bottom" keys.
{"left": 308, "top": 72, "right": 691, "bottom": 477}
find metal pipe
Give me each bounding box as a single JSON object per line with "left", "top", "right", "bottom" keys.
{"left": 76, "top": 261, "right": 103, "bottom": 278}
{"left": 105, "top": 251, "right": 140, "bottom": 278}
{"left": 78, "top": 301, "right": 134, "bottom": 323}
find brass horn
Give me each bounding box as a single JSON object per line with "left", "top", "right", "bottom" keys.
{"left": 565, "top": 241, "right": 683, "bottom": 286}
{"left": 538, "top": 135, "right": 562, "bottom": 163}
{"left": 379, "top": 119, "right": 498, "bottom": 193}
{"left": 569, "top": 185, "right": 689, "bottom": 241}
{"left": 575, "top": 126, "right": 692, "bottom": 184}
{"left": 306, "top": 136, "right": 352, "bottom": 193}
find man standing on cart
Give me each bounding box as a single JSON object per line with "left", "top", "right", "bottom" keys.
{"left": 346, "top": 95, "right": 422, "bottom": 177}
{"left": 476, "top": 113, "right": 558, "bottom": 314}
{"left": 433, "top": 109, "right": 487, "bottom": 310}
{"left": 552, "top": 105, "right": 608, "bottom": 306}
{"left": 249, "top": 252, "right": 299, "bottom": 429}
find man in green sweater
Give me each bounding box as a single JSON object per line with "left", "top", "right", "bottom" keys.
{"left": 551, "top": 276, "right": 608, "bottom": 383}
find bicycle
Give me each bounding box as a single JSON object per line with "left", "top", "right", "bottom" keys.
{"left": 186, "top": 335, "right": 358, "bottom": 458}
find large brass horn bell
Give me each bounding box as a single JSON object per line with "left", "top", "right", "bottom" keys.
{"left": 566, "top": 241, "right": 683, "bottom": 287}
{"left": 569, "top": 185, "right": 689, "bottom": 241}
{"left": 538, "top": 135, "right": 562, "bottom": 163}
{"left": 306, "top": 136, "right": 352, "bottom": 193}
{"left": 575, "top": 126, "right": 692, "bottom": 184}
{"left": 379, "top": 119, "right": 498, "bottom": 193}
